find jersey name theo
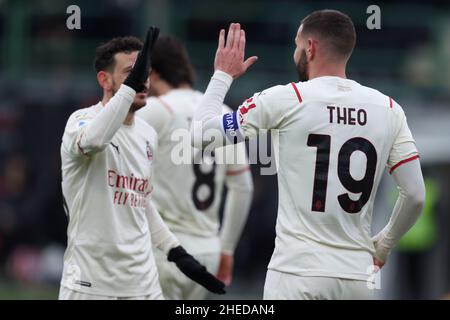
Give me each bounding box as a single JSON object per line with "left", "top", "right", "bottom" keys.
{"left": 327, "top": 106, "right": 367, "bottom": 126}
{"left": 222, "top": 93, "right": 369, "bottom": 141}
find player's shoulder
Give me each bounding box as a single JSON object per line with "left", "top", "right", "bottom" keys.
{"left": 251, "top": 83, "right": 302, "bottom": 106}
{"left": 356, "top": 82, "right": 405, "bottom": 115}
{"left": 143, "top": 96, "right": 171, "bottom": 114}
{"left": 259, "top": 83, "right": 298, "bottom": 98}
{"left": 66, "top": 103, "right": 100, "bottom": 127}
{"left": 135, "top": 116, "right": 157, "bottom": 137}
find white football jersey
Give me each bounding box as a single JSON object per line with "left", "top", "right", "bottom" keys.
{"left": 137, "top": 89, "right": 249, "bottom": 255}
{"left": 225, "top": 76, "right": 418, "bottom": 280}
{"left": 60, "top": 102, "right": 160, "bottom": 296}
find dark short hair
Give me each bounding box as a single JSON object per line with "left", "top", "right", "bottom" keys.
{"left": 94, "top": 36, "right": 143, "bottom": 73}
{"left": 151, "top": 35, "right": 195, "bottom": 87}
{"left": 301, "top": 9, "right": 356, "bottom": 58}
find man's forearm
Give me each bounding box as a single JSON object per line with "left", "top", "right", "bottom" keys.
{"left": 193, "top": 71, "right": 233, "bottom": 123}
{"left": 145, "top": 199, "right": 179, "bottom": 255}
{"left": 373, "top": 160, "right": 425, "bottom": 262}
{"left": 191, "top": 71, "right": 234, "bottom": 150}
{"left": 220, "top": 170, "right": 253, "bottom": 254}
{"left": 78, "top": 85, "right": 135, "bottom": 154}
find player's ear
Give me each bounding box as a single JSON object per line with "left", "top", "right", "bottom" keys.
{"left": 97, "top": 71, "right": 113, "bottom": 91}
{"left": 307, "top": 38, "right": 316, "bottom": 61}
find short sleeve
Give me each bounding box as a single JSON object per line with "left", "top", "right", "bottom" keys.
{"left": 387, "top": 107, "right": 419, "bottom": 173}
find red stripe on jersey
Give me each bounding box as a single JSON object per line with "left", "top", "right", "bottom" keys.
{"left": 389, "top": 97, "right": 393, "bottom": 109}
{"left": 239, "top": 102, "right": 256, "bottom": 116}
{"left": 157, "top": 98, "right": 174, "bottom": 115}
{"left": 389, "top": 155, "right": 420, "bottom": 174}
{"left": 291, "top": 82, "right": 302, "bottom": 103}
{"left": 226, "top": 166, "right": 250, "bottom": 176}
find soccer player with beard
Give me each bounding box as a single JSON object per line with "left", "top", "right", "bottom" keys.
{"left": 136, "top": 36, "right": 253, "bottom": 299}
{"left": 59, "top": 27, "right": 225, "bottom": 300}
{"left": 191, "top": 11, "right": 425, "bottom": 299}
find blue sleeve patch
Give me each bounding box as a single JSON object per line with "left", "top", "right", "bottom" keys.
{"left": 78, "top": 121, "right": 87, "bottom": 128}
{"left": 222, "top": 112, "right": 244, "bottom": 144}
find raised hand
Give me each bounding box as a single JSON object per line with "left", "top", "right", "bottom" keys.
{"left": 214, "top": 23, "right": 258, "bottom": 79}
{"left": 124, "top": 26, "right": 160, "bottom": 92}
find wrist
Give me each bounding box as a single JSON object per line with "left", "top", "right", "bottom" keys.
{"left": 167, "top": 245, "right": 186, "bottom": 262}
{"left": 221, "top": 250, "right": 233, "bottom": 257}
{"left": 373, "top": 233, "right": 392, "bottom": 263}
{"left": 212, "top": 70, "right": 233, "bottom": 88}
{"left": 119, "top": 83, "right": 137, "bottom": 98}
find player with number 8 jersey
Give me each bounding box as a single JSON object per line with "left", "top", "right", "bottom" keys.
{"left": 137, "top": 36, "right": 253, "bottom": 299}
{"left": 192, "top": 13, "right": 425, "bottom": 300}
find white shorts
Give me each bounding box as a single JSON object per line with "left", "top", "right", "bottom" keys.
{"left": 263, "top": 270, "right": 374, "bottom": 300}
{"left": 58, "top": 286, "right": 164, "bottom": 300}
{"left": 154, "top": 248, "right": 220, "bottom": 300}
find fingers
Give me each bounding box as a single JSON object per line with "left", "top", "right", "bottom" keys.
{"left": 238, "top": 30, "right": 245, "bottom": 52}
{"left": 243, "top": 55, "right": 258, "bottom": 70}
{"left": 149, "top": 26, "right": 160, "bottom": 51}
{"left": 224, "top": 23, "right": 241, "bottom": 50}
{"left": 218, "top": 29, "right": 225, "bottom": 50}
{"left": 141, "top": 26, "right": 159, "bottom": 62}
{"left": 373, "top": 257, "right": 385, "bottom": 270}
{"left": 232, "top": 24, "right": 241, "bottom": 49}
{"left": 225, "top": 23, "right": 235, "bottom": 48}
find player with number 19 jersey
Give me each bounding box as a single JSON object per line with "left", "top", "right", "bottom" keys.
{"left": 227, "top": 76, "right": 418, "bottom": 280}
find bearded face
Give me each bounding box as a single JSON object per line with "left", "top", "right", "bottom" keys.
{"left": 296, "top": 48, "right": 309, "bottom": 82}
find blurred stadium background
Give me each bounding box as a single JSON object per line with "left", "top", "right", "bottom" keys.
{"left": 0, "top": 0, "right": 450, "bottom": 299}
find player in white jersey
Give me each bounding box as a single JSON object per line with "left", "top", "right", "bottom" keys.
{"left": 59, "top": 28, "right": 225, "bottom": 299}
{"left": 136, "top": 36, "right": 253, "bottom": 299}
{"left": 191, "top": 12, "right": 425, "bottom": 300}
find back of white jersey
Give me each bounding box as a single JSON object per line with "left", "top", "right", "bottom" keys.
{"left": 234, "top": 76, "right": 418, "bottom": 280}
{"left": 137, "top": 89, "right": 248, "bottom": 253}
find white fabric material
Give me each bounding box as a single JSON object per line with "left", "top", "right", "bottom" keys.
{"left": 61, "top": 96, "right": 161, "bottom": 296}
{"left": 191, "top": 71, "right": 234, "bottom": 149}
{"left": 73, "top": 84, "right": 136, "bottom": 156}
{"left": 137, "top": 89, "right": 252, "bottom": 256}
{"left": 193, "top": 73, "right": 421, "bottom": 281}
{"left": 372, "top": 159, "right": 425, "bottom": 262}
{"left": 263, "top": 270, "right": 374, "bottom": 300}
{"left": 154, "top": 245, "right": 220, "bottom": 300}
{"left": 220, "top": 168, "right": 253, "bottom": 254}
{"left": 146, "top": 200, "right": 180, "bottom": 255}
{"left": 194, "top": 71, "right": 233, "bottom": 123}
{"left": 59, "top": 286, "right": 164, "bottom": 300}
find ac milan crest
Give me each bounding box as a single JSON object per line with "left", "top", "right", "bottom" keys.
{"left": 146, "top": 141, "right": 153, "bottom": 161}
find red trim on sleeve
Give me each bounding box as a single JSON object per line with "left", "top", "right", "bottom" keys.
{"left": 389, "top": 97, "right": 393, "bottom": 109}
{"left": 226, "top": 166, "right": 250, "bottom": 176}
{"left": 291, "top": 82, "right": 302, "bottom": 103}
{"left": 157, "top": 97, "right": 174, "bottom": 115}
{"left": 389, "top": 155, "right": 420, "bottom": 174}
